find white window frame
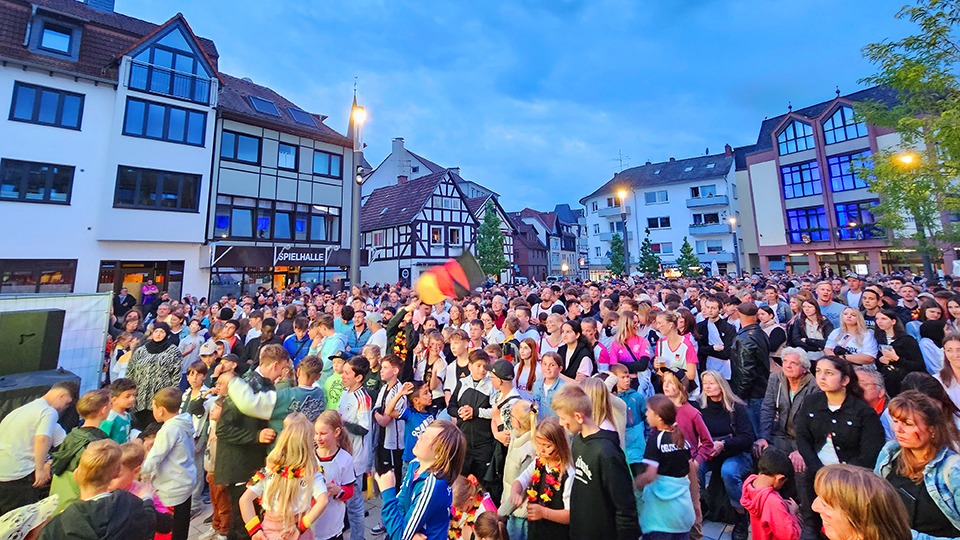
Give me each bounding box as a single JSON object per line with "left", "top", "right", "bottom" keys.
{"left": 644, "top": 190, "right": 668, "bottom": 204}
{"left": 430, "top": 226, "right": 443, "bottom": 245}
{"left": 448, "top": 227, "right": 462, "bottom": 246}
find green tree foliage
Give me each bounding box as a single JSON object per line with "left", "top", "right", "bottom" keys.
{"left": 637, "top": 228, "right": 662, "bottom": 276}
{"left": 856, "top": 0, "right": 960, "bottom": 276}
{"left": 476, "top": 200, "right": 509, "bottom": 279}
{"left": 676, "top": 237, "right": 702, "bottom": 277}
{"left": 606, "top": 233, "right": 625, "bottom": 276}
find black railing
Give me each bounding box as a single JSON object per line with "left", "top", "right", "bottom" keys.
{"left": 128, "top": 60, "right": 212, "bottom": 105}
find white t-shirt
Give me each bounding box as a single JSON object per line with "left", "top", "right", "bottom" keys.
{"left": 247, "top": 468, "right": 327, "bottom": 515}
{"left": 368, "top": 328, "right": 388, "bottom": 353}
{"left": 0, "top": 398, "right": 62, "bottom": 481}
{"left": 312, "top": 448, "right": 356, "bottom": 540}
{"left": 375, "top": 382, "right": 406, "bottom": 451}
{"left": 338, "top": 387, "right": 372, "bottom": 475}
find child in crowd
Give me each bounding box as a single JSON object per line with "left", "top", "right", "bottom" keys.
{"left": 489, "top": 359, "right": 522, "bottom": 502}
{"left": 610, "top": 363, "right": 647, "bottom": 471}
{"left": 500, "top": 400, "right": 536, "bottom": 540}
{"left": 108, "top": 442, "right": 174, "bottom": 540}
{"left": 38, "top": 440, "right": 160, "bottom": 540}
{"left": 101, "top": 378, "right": 137, "bottom": 444}
{"left": 473, "top": 512, "right": 506, "bottom": 540}
{"left": 373, "top": 355, "right": 406, "bottom": 480}
{"left": 240, "top": 413, "right": 329, "bottom": 540}
{"left": 203, "top": 395, "right": 231, "bottom": 540}
{"left": 507, "top": 416, "right": 575, "bottom": 540}
{"left": 469, "top": 320, "right": 487, "bottom": 350}
{"left": 375, "top": 419, "right": 467, "bottom": 540}
{"left": 50, "top": 389, "right": 111, "bottom": 513}
{"left": 181, "top": 360, "right": 216, "bottom": 517}
{"left": 634, "top": 395, "right": 695, "bottom": 538}
{"left": 110, "top": 332, "right": 138, "bottom": 381}
{"left": 387, "top": 381, "right": 439, "bottom": 466}
{"left": 339, "top": 356, "right": 372, "bottom": 540}
{"left": 141, "top": 387, "right": 196, "bottom": 540}
{"left": 324, "top": 352, "right": 348, "bottom": 411}
{"left": 448, "top": 350, "right": 495, "bottom": 482}
{"left": 450, "top": 474, "right": 497, "bottom": 540}
{"left": 552, "top": 384, "right": 640, "bottom": 540}
{"left": 311, "top": 411, "right": 356, "bottom": 540}
{"left": 740, "top": 448, "right": 801, "bottom": 540}
{"left": 532, "top": 352, "right": 566, "bottom": 419}
{"left": 362, "top": 344, "right": 384, "bottom": 401}
{"left": 443, "top": 330, "right": 473, "bottom": 405}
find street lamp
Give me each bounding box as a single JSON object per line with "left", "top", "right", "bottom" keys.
{"left": 349, "top": 101, "right": 367, "bottom": 288}
{"left": 892, "top": 150, "right": 937, "bottom": 280}
{"left": 728, "top": 216, "right": 742, "bottom": 276}
{"left": 561, "top": 261, "right": 569, "bottom": 275}
{"left": 617, "top": 189, "right": 630, "bottom": 277}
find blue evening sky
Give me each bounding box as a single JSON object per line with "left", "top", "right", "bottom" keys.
{"left": 122, "top": 0, "right": 914, "bottom": 210}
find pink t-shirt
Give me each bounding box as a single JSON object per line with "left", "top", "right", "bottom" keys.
{"left": 608, "top": 335, "right": 650, "bottom": 364}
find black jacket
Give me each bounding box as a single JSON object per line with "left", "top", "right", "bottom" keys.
{"left": 731, "top": 323, "right": 770, "bottom": 400}
{"left": 39, "top": 490, "right": 161, "bottom": 540}
{"left": 447, "top": 376, "right": 495, "bottom": 449}
{"left": 113, "top": 294, "right": 136, "bottom": 318}
{"left": 245, "top": 334, "right": 283, "bottom": 367}
{"left": 215, "top": 369, "right": 274, "bottom": 485}
{"left": 795, "top": 392, "right": 885, "bottom": 472}
{"left": 876, "top": 332, "right": 926, "bottom": 397}
{"left": 557, "top": 341, "right": 597, "bottom": 379}
{"left": 787, "top": 317, "right": 834, "bottom": 353}
{"left": 695, "top": 318, "right": 737, "bottom": 372}
{"left": 697, "top": 398, "right": 756, "bottom": 461}
{"left": 570, "top": 429, "right": 640, "bottom": 540}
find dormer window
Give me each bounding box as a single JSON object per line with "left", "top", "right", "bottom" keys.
{"left": 823, "top": 106, "right": 867, "bottom": 145}
{"left": 777, "top": 120, "right": 814, "bottom": 155}
{"left": 128, "top": 26, "right": 214, "bottom": 105}
{"left": 40, "top": 24, "right": 71, "bottom": 54}
{"left": 28, "top": 15, "right": 81, "bottom": 61}
{"left": 288, "top": 108, "right": 317, "bottom": 127}
{"left": 249, "top": 96, "right": 280, "bottom": 117}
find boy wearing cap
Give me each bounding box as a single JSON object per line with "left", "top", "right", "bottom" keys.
{"left": 324, "top": 351, "right": 349, "bottom": 411}
{"left": 489, "top": 359, "right": 522, "bottom": 502}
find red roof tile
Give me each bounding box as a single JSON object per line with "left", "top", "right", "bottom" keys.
{"left": 360, "top": 171, "right": 447, "bottom": 232}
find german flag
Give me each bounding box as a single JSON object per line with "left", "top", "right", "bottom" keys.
{"left": 414, "top": 253, "right": 485, "bottom": 304}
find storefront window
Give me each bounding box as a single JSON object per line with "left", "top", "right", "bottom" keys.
{"left": 0, "top": 259, "right": 76, "bottom": 294}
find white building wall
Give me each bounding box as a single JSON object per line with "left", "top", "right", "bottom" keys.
{"left": 363, "top": 138, "right": 437, "bottom": 193}
{"left": 750, "top": 160, "right": 788, "bottom": 247}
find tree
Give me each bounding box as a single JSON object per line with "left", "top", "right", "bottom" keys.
{"left": 606, "top": 233, "right": 625, "bottom": 276}
{"left": 637, "top": 228, "right": 662, "bottom": 276}
{"left": 676, "top": 237, "right": 702, "bottom": 277}
{"left": 856, "top": 0, "right": 960, "bottom": 278}
{"left": 476, "top": 200, "right": 509, "bottom": 279}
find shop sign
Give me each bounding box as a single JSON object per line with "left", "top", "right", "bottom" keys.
{"left": 273, "top": 246, "right": 328, "bottom": 265}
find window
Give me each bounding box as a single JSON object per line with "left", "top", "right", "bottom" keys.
{"left": 0, "top": 159, "right": 74, "bottom": 204}
{"left": 609, "top": 221, "right": 624, "bottom": 233}
{"left": 278, "top": 143, "right": 298, "bottom": 170}
{"left": 781, "top": 160, "right": 822, "bottom": 199}
{"left": 313, "top": 150, "right": 343, "bottom": 178}
{"left": 591, "top": 202, "right": 598, "bottom": 212}
{"left": 372, "top": 231, "right": 386, "bottom": 247}
{"left": 692, "top": 213, "right": 720, "bottom": 225}
{"left": 551, "top": 238, "right": 560, "bottom": 250}
{"left": 114, "top": 166, "right": 200, "bottom": 212}
{"left": 695, "top": 240, "right": 724, "bottom": 254}
{"left": 248, "top": 96, "right": 280, "bottom": 117}
{"left": 777, "top": 120, "right": 814, "bottom": 155}
{"left": 593, "top": 224, "right": 600, "bottom": 234}
{"left": 595, "top": 247, "right": 601, "bottom": 257}
{"left": 787, "top": 207, "right": 830, "bottom": 243}
{"left": 39, "top": 23, "right": 72, "bottom": 54}
{"left": 431, "top": 227, "right": 443, "bottom": 244}
{"left": 449, "top": 228, "right": 462, "bottom": 245}
{"left": 823, "top": 106, "right": 868, "bottom": 144}
{"left": 690, "top": 184, "right": 717, "bottom": 198}
{"left": 647, "top": 216, "right": 671, "bottom": 229}
{"left": 644, "top": 190, "right": 668, "bottom": 204}
{"left": 684, "top": 166, "right": 693, "bottom": 172}
{"left": 288, "top": 108, "right": 317, "bottom": 127}
{"left": 221, "top": 131, "right": 261, "bottom": 164}
{"left": 128, "top": 28, "right": 211, "bottom": 105}
{"left": 9, "top": 82, "right": 83, "bottom": 130}
{"left": 651, "top": 242, "right": 673, "bottom": 254}
{"left": 653, "top": 169, "right": 661, "bottom": 175}
{"left": 827, "top": 150, "right": 871, "bottom": 192}
{"left": 836, "top": 201, "right": 882, "bottom": 240}
{"left": 214, "top": 196, "right": 339, "bottom": 242}
{"left": 0, "top": 259, "right": 76, "bottom": 294}
{"left": 412, "top": 166, "right": 420, "bottom": 173}
{"left": 123, "top": 98, "right": 205, "bottom": 146}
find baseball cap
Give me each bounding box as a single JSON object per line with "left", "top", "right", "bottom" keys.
{"left": 199, "top": 339, "right": 218, "bottom": 356}
{"left": 491, "top": 359, "right": 515, "bottom": 381}
{"left": 329, "top": 351, "right": 350, "bottom": 361}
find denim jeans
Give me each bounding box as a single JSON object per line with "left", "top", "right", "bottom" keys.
{"left": 746, "top": 398, "right": 763, "bottom": 437}
{"left": 698, "top": 452, "right": 752, "bottom": 511}
{"left": 506, "top": 515, "right": 527, "bottom": 540}
{"left": 346, "top": 478, "right": 365, "bottom": 540}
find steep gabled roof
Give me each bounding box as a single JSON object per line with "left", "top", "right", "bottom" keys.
{"left": 554, "top": 203, "right": 584, "bottom": 225}
{"left": 360, "top": 170, "right": 446, "bottom": 232}
{"left": 753, "top": 85, "right": 898, "bottom": 153}
{"left": 464, "top": 195, "right": 492, "bottom": 216}
{"left": 579, "top": 153, "right": 734, "bottom": 205}
{"left": 218, "top": 74, "right": 351, "bottom": 147}
{"left": 516, "top": 208, "right": 559, "bottom": 234}
{"left": 407, "top": 150, "right": 445, "bottom": 175}
{"left": 114, "top": 13, "right": 222, "bottom": 83}
{"left": 0, "top": 0, "right": 218, "bottom": 82}
{"left": 514, "top": 222, "right": 547, "bottom": 251}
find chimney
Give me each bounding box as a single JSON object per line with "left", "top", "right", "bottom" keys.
{"left": 724, "top": 143, "right": 733, "bottom": 157}
{"left": 450, "top": 167, "right": 461, "bottom": 176}
{"left": 391, "top": 137, "right": 404, "bottom": 155}
{"left": 398, "top": 175, "right": 408, "bottom": 184}
{"left": 645, "top": 161, "right": 652, "bottom": 165}
{"left": 669, "top": 157, "right": 676, "bottom": 162}
{"left": 85, "top": 0, "right": 115, "bottom": 11}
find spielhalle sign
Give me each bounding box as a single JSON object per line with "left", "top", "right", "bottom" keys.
{"left": 273, "top": 246, "right": 328, "bottom": 265}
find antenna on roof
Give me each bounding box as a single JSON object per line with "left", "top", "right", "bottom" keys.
{"left": 835, "top": 85, "right": 841, "bottom": 97}
{"left": 787, "top": 101, "right": 792, "bottom": 112}
{"left": 611, "top": 149, "right": 630, "bottom": 172}
{"left": 354, "top": 76, "right": 358, "bottom": 98}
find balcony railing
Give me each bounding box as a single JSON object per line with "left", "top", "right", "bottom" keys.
{"left": 689, "top": 223, "right": 731, "bottom": 235}
{"left": 698, "top": 251, "right": 736, "bottom": 263}
{"left": 127, "top": 59, "right": 216, "bottom": 106}
{"left": 686, "top": 194, "right": 729, "bottom": 208}
{"left": 788, "top": 226, "right": 885, "bottom": 244}
{"left": 600, "top": 231, "right": 633, "bottom": 242}
{"left": 598, "top": 205, "right": 630, "bottom": 217}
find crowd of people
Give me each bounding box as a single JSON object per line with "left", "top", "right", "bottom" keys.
{"left": 2, "top": 270, "right": 960, "bottom": 540}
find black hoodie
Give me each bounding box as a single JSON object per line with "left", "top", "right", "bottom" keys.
{"left": 39, "top": 490, "right": 160, "bottom": 540}
{"left": 570, "top": 428, "right": 640, "bottom": 540}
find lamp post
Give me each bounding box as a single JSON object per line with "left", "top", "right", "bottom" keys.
{"left": 617, "top": 189, "right": 630, "bottom": 277}
{"left": 728, "top": 216, "right": 742, "bottom": 276}
{"left": 349, "top": 103, "right": 366, "bottom": 287}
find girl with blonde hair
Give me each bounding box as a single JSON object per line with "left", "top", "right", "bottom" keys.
{"left": 310, "top": 411, "right": 355, "bottom": 540}
{"left": 507, "top": 417, "right": 575, "bottom": 540}
{"left": 824, "top": 307, "right": 878, "bottom": 367}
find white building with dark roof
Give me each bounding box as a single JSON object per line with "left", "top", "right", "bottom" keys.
{"left": 580, "top": 146, "right": 743, "bottom": 278}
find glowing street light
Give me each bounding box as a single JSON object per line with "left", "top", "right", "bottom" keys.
{"left": 561, "top": 262, "right": 569, "bottom": 274}
{"left": 894, "top": 151, "right": 919, "bottom": 168}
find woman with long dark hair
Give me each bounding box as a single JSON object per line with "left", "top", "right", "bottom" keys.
{"left": 515, "top": 338, "right": 542, "bottom": 393}
{"left": 556, "top": 320, "right": 596, "bottom": 381}
{"left": 787, "top": 299, "right": 834, "bottom": 361}
{"left": 940, "top": 333, "right": 960, "bottom": 409}
{"left": 874, "top": 309, "right": 925, "bottom": 397}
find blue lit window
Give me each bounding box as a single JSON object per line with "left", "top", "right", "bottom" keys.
{"left": 823, "top": 106, "right": 868, "bottom": 145}
{"left": 781, "top": 160, "right": 822, "bottom": 199}
{"left": 249, "top": 96, "right": 280, "bottom": 117}
{"left": 836, "top": 201, "right": 882, "bottom": 240}
{"left": 827, "top": 150, "right": 872, "bottom": 192}
{"left": 787, "top": 207, "right": 829, "bottom": 243}
{"left": 777, "top": 121, "right": 814, "bottom": 155}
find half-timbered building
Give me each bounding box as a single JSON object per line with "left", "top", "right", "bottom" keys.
{"left": 360, "top": 169, "right": 479, "bottom": 286}
{"left": 464, "top": 193, "right": 516, "bottom": 283}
